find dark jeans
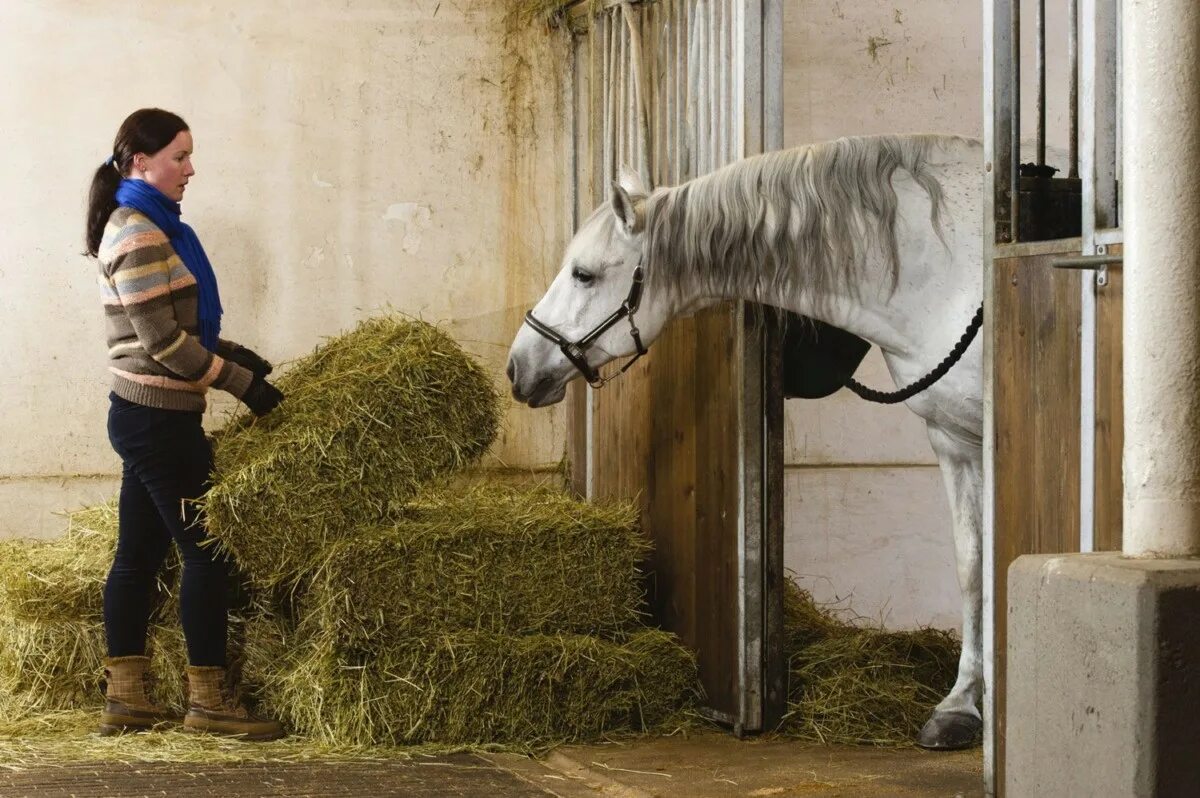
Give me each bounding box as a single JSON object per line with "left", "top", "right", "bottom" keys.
{"left": 104, "top": 392, "right": 228, "bottom": 666}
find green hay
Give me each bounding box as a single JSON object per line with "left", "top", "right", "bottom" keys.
{"left": 0, "top": 503, "right": 182, "bottom": 626}
{"left": 0, "top": 618, "right": 186, "bottom": 715}
{"left": 0, "top": 504, "right": 118, "bottom": 622}
{"left": 205, "top": 316, "right": 502, "bottom": 591}
{"left": 779, "top": 580, "right": 961, "bottom": 746}
{"left": 0, "top": 318, "right": 701, "bottom": 757}
{"left": 308, "top": 484, "right": 649, "bottom": 641}
{"left": 253, "top": 625, "right": 698, "bottom": 747}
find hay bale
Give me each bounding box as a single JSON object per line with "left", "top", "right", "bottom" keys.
{"left": 0, "top": 504, "right": 181, "bottom": 625}
{"left": 0, "top": 505, "right": 117, "bottom": 622}
{"left": 205, "top": 317, "right": 502, "bottom": 590}
{"left": 0, "top": 611, "right": 282, "bottom": 718}
{"left": 251, "top": 624, "right": 697, "bottom": 747}
{"left": 0, "top": 618, "right": 186, "bottom": 714}
{"left": 308, "top": 484, "right": 649, "bottom": 641}
{"left": 780, "top": 580, "right": 961, "bottom": 746}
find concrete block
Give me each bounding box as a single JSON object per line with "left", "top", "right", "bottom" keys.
{"left": 1006, "top": 553, "right": 1200, "bottom": 797}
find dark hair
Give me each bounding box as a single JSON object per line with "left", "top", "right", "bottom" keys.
{"left": 85, "top": 108, "right": 189, "bottom": 257}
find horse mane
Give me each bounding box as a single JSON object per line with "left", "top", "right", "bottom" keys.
{"left": 641, "top": 133, "right": 963, "bottom": 307}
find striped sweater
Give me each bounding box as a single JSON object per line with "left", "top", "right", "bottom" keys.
{"left": 97, "top": 206, "right": 253, "bottom": 412}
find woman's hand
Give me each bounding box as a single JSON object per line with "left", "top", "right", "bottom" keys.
{"left": 242, "top": 374, "right": 284, "bottom": 417}
{"left": 228, "top": 346, "right": 273, "bottom": 378}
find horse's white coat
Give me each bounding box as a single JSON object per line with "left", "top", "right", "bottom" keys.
{"left": 507, "top": 134, "right": 986, "bottom": 733}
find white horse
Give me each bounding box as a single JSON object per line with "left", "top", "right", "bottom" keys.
{"left": 506, "top": 133, "right": 985, "bottom": 750}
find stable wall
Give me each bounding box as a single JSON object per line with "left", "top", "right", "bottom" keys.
{"left": 781, "top": 0, "right": 1071, "bottom": 629}
{"left": 0, "top": 1, "right": 571, "bottom": 539}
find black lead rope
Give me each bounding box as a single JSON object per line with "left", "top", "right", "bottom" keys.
{"left": 846, "top": 304, "right": 984, "bottom": 405}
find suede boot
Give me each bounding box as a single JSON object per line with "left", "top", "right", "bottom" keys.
{"left": 97, "top": 655, "right": 177, "bottom": 735}
{"left": 183, "top": 665, "right": 285, "bottom": 741}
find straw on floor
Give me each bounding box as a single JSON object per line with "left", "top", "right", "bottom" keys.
{"left": 779, "top": 579, "right": 961, "bottom": 746}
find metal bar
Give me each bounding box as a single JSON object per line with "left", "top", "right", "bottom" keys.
{"left": 1050, "top": 254, "right": 1124, "bottom": 269}
{"left": 1009, "top": 0, "right": 1021, "bottom": 240}
{"left": 1079, "top": 0, "right": 1120, "bottom": 557}
{"left": 981, "top": 0, "right": 1013, "bottom": 786}
{"left": 992, "top": 0, "right": 1015, "bottom": 246}
{"left": 602, "top": 13, "right": 615, "bottom": 193}
{"left": 1036, "top": 0, "right": 1046, "bottom": 167}
{"left": 736, "top": 0, "right": 763, "bottom": 735}
{"left": 621, "top": 1, "right": 653, "bottom": 187}
{"left": 1069, "top": 0, "right": 1079, "bottom": 178}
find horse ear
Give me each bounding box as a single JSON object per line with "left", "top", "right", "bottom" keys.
{"left": 617, "top": 164, "right": 647, "bottom": 198}
{"left": 611, "top": 181, "right": 645, "bottom": 236}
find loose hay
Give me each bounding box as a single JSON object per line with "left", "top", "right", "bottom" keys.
{"left": 780, "top": 580, "right": 961, "bottom": 746}
{"left": 308, "top": 484, "right": 649, "bottom": 641}
{"left": 205, "top": 316, "right": 502, "bottom": 591}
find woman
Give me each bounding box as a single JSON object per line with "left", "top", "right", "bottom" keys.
{"left": 85, "top": 108, "right": 284, "bottom": 740}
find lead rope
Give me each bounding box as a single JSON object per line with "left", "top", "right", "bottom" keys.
{"left": 846, "top": 304, "right": 983, "bottom": 404}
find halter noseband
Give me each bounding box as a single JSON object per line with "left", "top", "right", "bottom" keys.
{"left": 523, "top": 264, "right": 648, "bottom": 388}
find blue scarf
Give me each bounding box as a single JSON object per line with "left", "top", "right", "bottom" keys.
{"left": 114, "top": 179, "right": 222, "bottom": 351}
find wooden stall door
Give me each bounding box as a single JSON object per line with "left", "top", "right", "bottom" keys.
{"left": 992, "top": 240, "right": 1123, "bottom": 792}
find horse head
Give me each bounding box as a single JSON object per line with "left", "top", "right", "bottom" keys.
{"left": 507, "top": 167, "right": 675, "bottom": 407}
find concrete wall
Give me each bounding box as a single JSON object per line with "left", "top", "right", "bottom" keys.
{"left": 781, "top": 0, "right": 1073, "bottom": 630}
{"left": 0, "top": 1, "right": 571, "bottom": 540}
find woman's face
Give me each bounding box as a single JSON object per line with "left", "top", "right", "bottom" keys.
{"left": 133, "top": 130, "right": 195, "bottom": 202}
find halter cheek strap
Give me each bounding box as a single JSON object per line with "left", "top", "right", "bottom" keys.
{"left": 523, "top": 265, "right": 647, "bottom": 389}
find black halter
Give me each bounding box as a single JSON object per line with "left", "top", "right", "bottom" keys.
{"left": 523, "top": 265, "right": 648, "bottom": 388}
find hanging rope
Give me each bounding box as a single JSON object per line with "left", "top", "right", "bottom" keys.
{"left": 846, "top": 304, "right": 984, "bottom": 404}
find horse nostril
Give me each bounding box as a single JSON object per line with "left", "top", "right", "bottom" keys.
{"left": 505, "top": 358, "right": 516, "bottom": 384}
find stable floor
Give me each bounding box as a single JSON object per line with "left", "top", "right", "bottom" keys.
{"left": 0, "top": 732, "right": 983, "bottom": 797}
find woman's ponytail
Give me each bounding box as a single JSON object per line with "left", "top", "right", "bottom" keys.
{"left": 85, "top": 160, "right": 122, "bottom": 257}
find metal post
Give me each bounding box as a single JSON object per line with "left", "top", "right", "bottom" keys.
{"left": 1122, "top": 0, "right": 1200, "bottom": 558}
{"left": 1009, "top": 0, "right": 1021, "bottom": 239}
{"left": 1036, "top": 0, "right": 1046, "bottom": 167}
{"left": 1068, "top": 0, "right": 1079, "bottom": 178}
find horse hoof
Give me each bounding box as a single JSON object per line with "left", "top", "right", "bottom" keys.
{"left": 916, "top": 710, "right": 982, "bottom": 751}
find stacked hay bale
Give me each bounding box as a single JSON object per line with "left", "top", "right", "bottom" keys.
{"left": 780, "top": 580, "right": 961, "bottom": 746}
{"left": 0, "top": 316, "right": 697, "bottom": 747}
{"left": 248, "top": 485, "right": 694, "bottom": 745}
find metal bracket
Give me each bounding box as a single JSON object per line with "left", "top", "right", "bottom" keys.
{"left": 1050, "top": 244, "right": 1121, "bottom": 286}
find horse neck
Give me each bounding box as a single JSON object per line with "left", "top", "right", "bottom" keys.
{"left": 653, "top": 148, "right": 980, "bottom": 360}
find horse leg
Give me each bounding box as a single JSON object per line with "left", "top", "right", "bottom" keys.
{"left": 916, "top": 424, "right": 984, "bottom": 750}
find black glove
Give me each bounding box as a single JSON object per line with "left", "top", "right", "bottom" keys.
{"left": 242, "top": 374, "right": 284, "bottom": 417}
{"left": 227, "top": 345, "right": 273, "bottom": 378}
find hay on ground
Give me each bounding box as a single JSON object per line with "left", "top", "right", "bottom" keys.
{"left": 205, "top": 316, "right": 502, "bottom": 591}
{"left": 307, "top": 484, "right": 649, "bottom": 641}
{"left": 780, "top": 579, "right": 961, "bottom": 746}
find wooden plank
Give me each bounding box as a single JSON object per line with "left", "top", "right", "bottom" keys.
{"left": 692, "top": 304, "right": 742, "bottom": 720}
{"left": 1093, "top": 243, "right": 1123, "bottom": 551}
{"left": 993, "top": 248, "right": 1082, "bottom": 792}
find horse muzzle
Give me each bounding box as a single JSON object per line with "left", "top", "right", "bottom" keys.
{"left": 506, "top": 354, "right": 569, "bottom": 408}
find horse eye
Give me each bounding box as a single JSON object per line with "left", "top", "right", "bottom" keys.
{"left": 572, "top": 268, "right": 595, "bottom": 285}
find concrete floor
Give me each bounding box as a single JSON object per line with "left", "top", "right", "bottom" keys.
{"left": 493, "top": 732, "right": 984, "bottom": 798}
{"left": 0, "top": 733, "right": 983, "bottom": 797}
